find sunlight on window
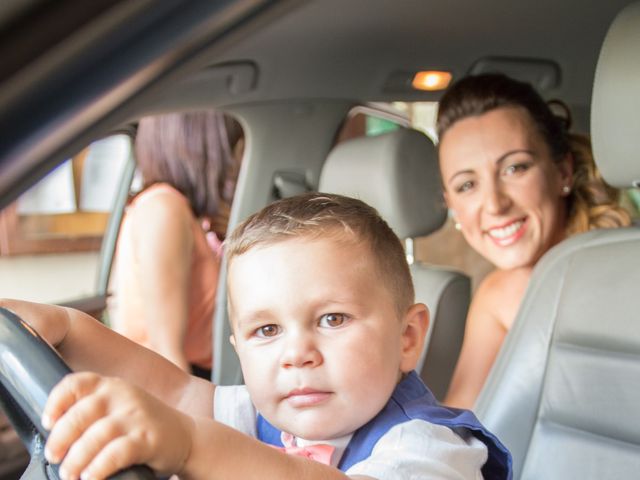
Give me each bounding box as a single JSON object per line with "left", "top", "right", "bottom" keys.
{"left": 393, "top": 102, "right": 439, "bottom": 143}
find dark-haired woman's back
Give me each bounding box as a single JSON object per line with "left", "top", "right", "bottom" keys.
{"left": 108, "top": 111, "right": 243, "bottom": 379}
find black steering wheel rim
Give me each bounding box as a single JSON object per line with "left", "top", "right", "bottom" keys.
{"left": 0, "top": 307, "right": 154, "bottom": 480}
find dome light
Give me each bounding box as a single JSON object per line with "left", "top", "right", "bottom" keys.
{"left": 412, "top": 71, "right": 452, "bottom": 91}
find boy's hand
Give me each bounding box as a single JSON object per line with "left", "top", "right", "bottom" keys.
{"left": 43, "top": 372, "right": 195, "bottom": 480}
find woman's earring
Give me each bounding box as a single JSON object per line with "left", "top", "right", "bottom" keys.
{"left": 449, "top": 209, "right": 461, "bottom": 231}
{"left": 562, "top": 185, "right": 571, "bottom": 195}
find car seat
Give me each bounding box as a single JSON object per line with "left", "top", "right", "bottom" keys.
{"left": 319, "top": 127, "right": 471, "bottom": 400}
{"left": 474, "top": 3, "right": 640, "bottom": 479}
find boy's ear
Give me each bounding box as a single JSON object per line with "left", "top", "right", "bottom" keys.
{"left": 399, "top": 303, "right": 430, "bottom": 373}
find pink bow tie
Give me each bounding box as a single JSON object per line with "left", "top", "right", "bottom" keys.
{"left": 274, "top": 444, "right": 335, "bottom": 465}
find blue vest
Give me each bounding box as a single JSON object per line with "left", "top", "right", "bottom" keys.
{"left": 257, "top": 371, "right": 512, "bottom": 479}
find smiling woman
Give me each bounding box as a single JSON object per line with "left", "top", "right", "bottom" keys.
{"left": 436, "top": 73, "right": 631, "bottom": 409}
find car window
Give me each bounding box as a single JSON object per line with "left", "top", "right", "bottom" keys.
{"left": 334, "top": 104, "right": 410, "bottom": 145}
{"left": 394, "top": 101, "right": 439, "bottom": 142}
{"left": 0, "top": 134, "right": 134, "bottom": 305}
{"left": 621, "top": 189, "right": 640, "bottom": 219}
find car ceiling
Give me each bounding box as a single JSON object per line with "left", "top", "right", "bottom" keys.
{"left": 169, "top": 0, "right": 636, "bottom": 111}
{"left": 0, "top": 0, "right": 636, "bottom": 206}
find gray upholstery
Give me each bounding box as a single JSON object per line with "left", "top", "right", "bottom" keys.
{"left": 319, "top": 128, "right": 470, "bottom": 400}
{"left": 476, "top": 229, "right": 640, "bottom": 479}
{"left": 320, "top": 129, "right": 446, "bottom": 237}
{"left": 475, "top": 3, "right": 640, "bottom": 479}
{"left": 411, "top": 264, "right": 470, "bottom": 399}
{"left": 591, "top": 2, "right": 640, "bottom": 188}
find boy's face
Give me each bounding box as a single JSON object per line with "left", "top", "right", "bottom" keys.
{"left": 228, "top": 235, "right": 427, "bottom": 440}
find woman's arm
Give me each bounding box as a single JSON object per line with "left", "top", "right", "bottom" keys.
{"left": 0, "top": 299, "right": 213, "bottom": 417}
{"left": 444, "top": 267, "right": 533, "bottom": 409}
{"left": 443, "top": 284, "right": 506, "bottom": 409}
{"left": 128, "top": 191, "right": 195, "bottom": 372}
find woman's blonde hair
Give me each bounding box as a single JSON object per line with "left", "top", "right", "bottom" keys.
{"left": 437, "top": 73, "right": 630, "bottom": 235}
{"left": 565, "top": 132, "right": 630, "bottom": 234}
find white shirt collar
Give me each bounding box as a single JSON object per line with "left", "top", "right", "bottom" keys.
{"left": 280, "top": 431, "right": 353, "bottom": 468}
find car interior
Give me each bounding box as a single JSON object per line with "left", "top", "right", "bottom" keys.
{"left": 476, "top": 4, "right": 640, "bottom": 477}
{"left": 319, "top": 127, "right": 470, "bottom": 400}
{"left": 0, "top": 0, "right": 639, "bottom": 479}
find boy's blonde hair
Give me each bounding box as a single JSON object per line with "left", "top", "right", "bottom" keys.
{"left": 225, "top": 193, "right": 415, "bottom": 315}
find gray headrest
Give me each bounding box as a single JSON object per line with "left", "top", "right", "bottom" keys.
{"left": 319, "top": 128, "right": 446, "bottom": 238}
{"left": 591, "top": 2, "right": 640, "bottom": 188}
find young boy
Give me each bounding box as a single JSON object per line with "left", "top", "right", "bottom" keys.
{"left": 1, "top": 193, "right": 511, "bottom": 479}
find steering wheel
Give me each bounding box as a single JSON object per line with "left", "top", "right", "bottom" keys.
{"left": 0, "top": 307, "right": 155, "bottom": 480}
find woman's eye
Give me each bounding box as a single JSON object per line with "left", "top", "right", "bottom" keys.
{"left": 319, "top": 313, "right": 348, "bottom": 328}
{"left": 455, "top": 180, "right": 474, "bottom": 193}
{"left": 504, "top": 163, "right": 530, "bottom": 176}
{"left": 255, "top": 324, "right": 280, "bottom": 338}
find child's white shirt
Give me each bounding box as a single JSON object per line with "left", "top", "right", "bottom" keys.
{"left": 214, "top": 384, "right": 487, "bottom": 479}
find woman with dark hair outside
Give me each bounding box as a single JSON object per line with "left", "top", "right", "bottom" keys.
{"left": 109, "top": 111, "right": 244, "bottom": 379}
{"left": 437, "top": 74, "right": 630, "bottom": 408}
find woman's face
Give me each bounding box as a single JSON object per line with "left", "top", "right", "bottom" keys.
{"left": 438, "top": 106, "right": 572, "bottom": 270}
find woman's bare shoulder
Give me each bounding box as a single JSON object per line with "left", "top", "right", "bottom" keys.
{"left": 129, "top": 186, "right": 192, "bottom": 227}
{"left": 474, "top": 267, "right": 533, "bottom": 330}
{"left": 133, "top": 185, "right": 189, "bottom": 213}
{"left": 479, "top": 267, "right": 531, "bottom": 290}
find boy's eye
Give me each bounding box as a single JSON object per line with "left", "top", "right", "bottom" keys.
{"left": 255, "top": 324, "right": 281, "bottom": 338}
{"left": 319, "top": 313, "right": 348, "bottom": 328}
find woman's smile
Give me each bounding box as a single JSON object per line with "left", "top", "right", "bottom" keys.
{"left": 485, "top": 217, "right": 527, "bottom": 246}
